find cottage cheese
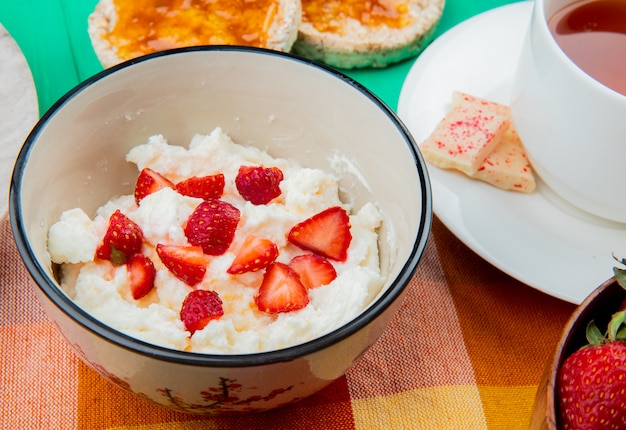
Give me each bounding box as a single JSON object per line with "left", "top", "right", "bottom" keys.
{"left": 48, "top": 128, "right": 385, "bottom": 354}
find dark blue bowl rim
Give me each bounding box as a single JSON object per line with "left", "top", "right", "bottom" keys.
{"left": 10, "top": 45, "right": 432, "bottom": 367}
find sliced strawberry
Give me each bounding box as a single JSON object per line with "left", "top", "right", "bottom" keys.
{"left": 96, "top": 210, "right": 144, "bottom": 266}
{"left": 287, "top": 206, "right": 352, "bottom": 261}
{"left": 156, "top": 244, "right": 208, "bottom": 286}
{"left": 289, "top": 254, "right": 337, "bottom": 289}
{"left": 175, "top": 174, "right": 225, "bottom": 200}
{"left": 235, "top": 165, "right": 284, "bottom": 205}
{"left": 127, "top": 253, "right": 156, "bottom": 300}
{"left": 134, "top": 167, "right": 175, "bottom": 204}
{"left": 184, "top": 199, "right": 240, "bottom": 256}
{"left": 180, "top": 289, "right": 224, "bottom": 334}
{"left": 227, "top": 235, "right": 279, "bottom": 274}
{"left": 255, "top": 262, "right": 309, "bottom": 314}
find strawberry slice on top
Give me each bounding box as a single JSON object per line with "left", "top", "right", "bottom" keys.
{"left": 255, "top": 262, "right": 309, "bottom": 314}
{"left": 156, "top": 243, "right": 208, "bottom": 287}
{"left": 180, "top": 289, "right": 224, "bottom": 334}
{"left": 235, "top": 165, "right": 284, "bottom": 205}
{"left": 134, "top": 167, "right": 175, "bottom": 205}
{"left": 289, "top": 254, "right": 337, "bottom": 289}
{"left": 96, "top": 210, "right": 144, "bottom": 266}
{"left": 175, "top": 174, "right": 225, "bottom": 200}
{"left": 127, "top": 253, "right": 156, "bottom": 300}
{"left": 184, "top": 199, "right": 240, "bottom": 256}
{"left": 227, "top": 235, "right": 279, "bottom": 274}
{"left": 288, "top": 206, "right": 352, "bottom": 262}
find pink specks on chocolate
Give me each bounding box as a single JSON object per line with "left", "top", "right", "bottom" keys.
{"left": 447, "top": 114, "right": 499, "bottom": 144}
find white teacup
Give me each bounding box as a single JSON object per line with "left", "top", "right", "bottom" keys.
{"left": 511, "top": 0, "right": 626, "bottom": 223}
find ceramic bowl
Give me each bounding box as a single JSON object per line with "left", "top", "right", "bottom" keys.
{"left": 10, "top": 46, "right": 432, "bottom": 414}
{"left": 530, "top": 277, "right": 623, "bottom": 429}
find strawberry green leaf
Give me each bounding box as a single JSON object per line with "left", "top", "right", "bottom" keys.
{"left": 613, "top": 253, "right": 626, "bottom": 266}
{"left": 585, "top": 320, "right": 605, "bottom": 346}
{"left": 609, "top": 310, "right": 626, "bottom": 342}
{"left": 614, "top": 265, "right": 626, "bottom": 290}
{"left": 616, "top": 324, "right": 626, "bottom": 342}
{"left": 109, "top": 246, "right": 127, "bottom": 267}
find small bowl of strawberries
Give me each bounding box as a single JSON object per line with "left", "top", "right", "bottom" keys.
{"left": 531, "top": 260, "right": 626, "bottom": 429}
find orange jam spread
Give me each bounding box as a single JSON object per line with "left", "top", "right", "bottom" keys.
{"left": 301, "top": 0, "right": 410, "bottom": 33}
{"left": 107, "top": 0, "right": 279, "bottom": 60}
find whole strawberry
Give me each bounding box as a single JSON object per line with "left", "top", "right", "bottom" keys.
{"left": 96, "top": 210, "right": 144, "bottom": 266}
{"left": 235, "top": 165, "right": 283, "bottom": 205}
{"left": 558, "top": 311, "right": 626, "bottom": 429}
{"left": 184, "top": 199, "right": 240, "bottom": 256}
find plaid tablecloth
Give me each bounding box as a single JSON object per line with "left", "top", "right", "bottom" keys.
{"left": 0, "top": 213, "right": 576, "bottom": 429}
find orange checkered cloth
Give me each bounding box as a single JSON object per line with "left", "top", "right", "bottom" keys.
{"left": 0, "top": 215, "right": 575, "bottom": 429}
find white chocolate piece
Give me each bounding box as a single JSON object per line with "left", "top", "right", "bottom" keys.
{"left": 420, "top": 104, "right": 509, "bottom": 176}
{"left": 473, "top": 132, "right": 536, "bottom": 193}
{"left": 420, "top": 91, "right": 536, "bottom": 193}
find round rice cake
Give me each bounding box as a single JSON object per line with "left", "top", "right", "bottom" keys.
{"left": 88, "top": 0, "right": 302, "bottom": 68}
{"left": 292, "top": 0, "right": 445, "bottom": 69}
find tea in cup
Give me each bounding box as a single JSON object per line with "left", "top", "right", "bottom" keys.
{"left": 511, "top": 0, "right": 626, "bottom": 223}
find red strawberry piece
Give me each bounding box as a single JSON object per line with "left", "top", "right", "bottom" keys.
{"left": 175, "top": 174, "right": 225, "bottom": 200}
{"left": 134, "top": 167, "right": 175, "bottom": 204}
{"left": 255, "top": 262, "right": 309, "bottom": 314}
{"left": 559, "top": 342, "right": 626, "bottom": 429}
{"left": 127, "top": 253, "right": 156, "bottom": 300}
{"left": 156, "top": 244, "right": 208, "bottom": 286}
{"left": 96, "top": 210, "right": 144, "bottom": 266}
{"left": 558, "top": 313, "right": 626, "bottom": 429}
{"left": 287, "top": 206, "right": 352, "bottom": 261}
{"left": 184, "top": 199, "right": 240, "bottom": 256}
{"left": 227, "top": 235, "right": 279, "bottom": 274}
{"left": 235, "top": 165, "right": 284, "bottom": 205}
{"left": 289, "top": 254, "right": 337, "bottom": 289}
{"left": 180, "top": 289, "right": 224, "bottom": 334}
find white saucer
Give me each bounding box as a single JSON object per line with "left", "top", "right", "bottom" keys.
{"left": 398, "top": 1, "right": 626, "bottom": 304}
{"left": 0, "top": 24, "right": 38, "bottom": 219}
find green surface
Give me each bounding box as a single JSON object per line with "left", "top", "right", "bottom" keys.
{"left": 0, "top": 0, "right": 518, "bottom": 117}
